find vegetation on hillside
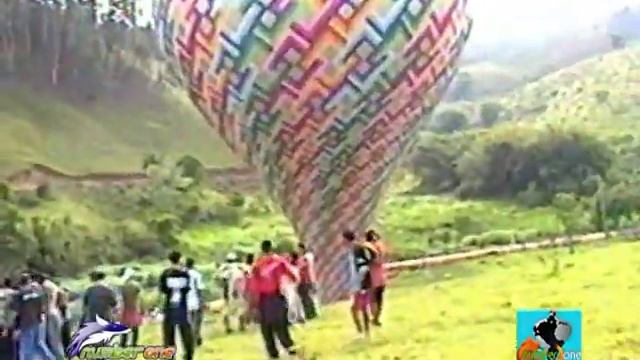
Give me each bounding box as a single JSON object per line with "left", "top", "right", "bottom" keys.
{"left": 0, "top": 0, "right": 238, "bottom": 176}
{"left": 4, "top": 45, "right": 640, "bottom": 282}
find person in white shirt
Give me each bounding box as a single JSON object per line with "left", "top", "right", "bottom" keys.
{"left": 298, "top": 243, "right": 320, "bottom": 317}
{"left": 282, "top": 252, "right": 305, "bottom": 325}
{"left": 186, "top": 258, "right": 205, "bottom": 347}
{"left": 217, "top": 253, "right": 248, "bottom": 333}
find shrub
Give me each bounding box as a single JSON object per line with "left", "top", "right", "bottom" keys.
{"left": 0, "top": 182, "right": 9, "bottom": 200}
{"left": 275, "top": 238, "right": 297, "bottom": 254}
{"left": 36, "top": 184, "right": 52, "bottom": 199}
{"left": 430, "top": 109, "right": 469, "bottom": 133}
{"left": 479, "top": 102, "right": 504, "bottom": 127}
{"left": 229, "top": 193, "right": 246, "bottom": 208}
{"left": 477, "top": 230, "right": 516, "bottom": 246}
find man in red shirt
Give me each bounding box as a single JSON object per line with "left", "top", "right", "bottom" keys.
{"left": 248, "top": 240, "right": 300, "bottom": 359}
{"left": 366, "top": 230, "right": 388, "bottom": 327}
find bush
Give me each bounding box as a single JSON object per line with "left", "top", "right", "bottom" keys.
{"left": 36, "top": 184, "right": 52, "bottom": 199}
{"left": 229, "top": 193, "right": 246, "bottom": 208}
{"left": 275, "top": 238, "right": 297, "bottom": 254}
{"left": 0, "top": 182, "right": 9, "bottom": 200}
{"left": 429, "top": 109, "right": 469, "bottom": 133}
{"left": 461, "top": 235, "right": 481, "bottom": 247}
{"left": 431, "top": 228, "right": 460, "bottom": 245}
{"left": 15, "top": 191, "right": 41, "bottom": 208}
{"left": 412, "top": 123, "right": 614, "bottom": 203}
{"left": 477, "top": 230, "right": 517, "bottom": 246}
{"left": 479, "top": 102, "right": 504, "bottom": 127}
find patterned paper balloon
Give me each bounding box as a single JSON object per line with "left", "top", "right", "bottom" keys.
{"left": 157, "top": 0, "right": 472, "bottom": 302}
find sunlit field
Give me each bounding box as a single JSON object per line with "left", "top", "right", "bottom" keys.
{"left": 139, "top": 240, "right": 640, "bottom": 360}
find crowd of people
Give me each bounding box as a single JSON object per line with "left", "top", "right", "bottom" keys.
{"left": 0, "top": 229, "right": 389, "bottom": 360}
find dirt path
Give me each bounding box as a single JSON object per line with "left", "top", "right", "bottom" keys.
{"left": 384, "top": 227, "right": 640, "bottom": 277}
{"left": 3, "top": 163, "right": 262, "bottom": 192}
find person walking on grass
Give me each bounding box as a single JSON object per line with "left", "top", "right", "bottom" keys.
{"left": 12, "top": 273, "right": 56, "bottom": 360}
{"left": 296, "top": 244, "right": 318, "bottom": 320}
{"left": 36, "top": 275, "right": 65, "bottom": 360}
{"left": 248, "top": 240, "right": 301, "bottom": 359}
{"left": 55, "top": 289, "right": 71, "bottom": 351}
{"left": 283, "top": 252, "right": 305, "bottom": 325}
{"left": 185, "top": 258, "right": 204, "bottom": 346}
{"left": 366, "top": 230, "right": 388, "bottom": 327}
{"left": 119, "top": 275, "right": 143, "bottom": 347}
{"left": 0, "top": 278, "right": 17, "bottom": 360}
{"left": 159, "top": 251, "right": 194, "bottom": 360}
{"left": 81, "top": 271, "right": 118, "bottom": 326}
{"left": 218, "top": 253, "right": 249, "bottom": 333}
{"left": 343, "top": 230, "right": 378, "bottom": 339}
{"left": 242, "top": 254, "right": 256, "bottom": 328}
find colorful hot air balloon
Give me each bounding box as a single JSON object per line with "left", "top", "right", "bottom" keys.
{"left": 157, "top": 0, "right": 472, "bottom": 302}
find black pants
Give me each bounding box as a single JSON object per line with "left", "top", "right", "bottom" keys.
{"left": 0, "top": 328, "right": 15, "bottom": 360}
{"left": 259, "top": 294, "right": 296, "bottom": 359}
{"left": 162, "top": 310, "right": 194, "bottom": 360}
{"left": 298, "top": 283, "right": 317, "bottom": 320}
{"left": 61, "top": 320, "right": 71, "bottom": 350}
{"left": 189, "top": 310, "right": 203, "bottom": 344}
{"left": 373, "top": 286, "right": 385, "bottom": 308}
{"left": 120, "top": 326, "right": 139, "bottom": 347}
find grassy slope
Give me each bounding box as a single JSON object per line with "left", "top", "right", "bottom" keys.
{"left": 138, "top": 240, "right": 640, "bottom": 360}
{"left": 444, "top": 46, "right": 640, "bottom": 130}
{"left": 0, "top": 85, "right": 239, "bottom": 177}
{"left": 501, "top": 47, "right": 640, "bottom": 128}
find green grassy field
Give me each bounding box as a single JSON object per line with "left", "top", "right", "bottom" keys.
{"left": 136, "top": 240, "right": 640, "bottom": 360}
{"left": 0, "top": 85, "right": 239, "bottom": 177}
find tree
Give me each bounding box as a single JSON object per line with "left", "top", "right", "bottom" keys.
{"left": 479, "top": 102, "right": 504, "bottom": 127}
{"left": 429, "top": 109, "right": 469, "bottom": 134}
{"left": 448, "top": 71, "right": 473, "bottom": 101}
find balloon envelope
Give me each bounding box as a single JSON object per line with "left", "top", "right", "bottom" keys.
{"left": 158, "top": 0, "right": 472, "bottom": 302}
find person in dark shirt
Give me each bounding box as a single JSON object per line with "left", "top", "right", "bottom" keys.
{"left": 344, "top": 230, "right": 378, "bottom": 339}
{"left": 81, "top": 271, "right": 117, "bottom": 325}
{"left": 12, "top": 273, "right": 56, "bottom": 360}
{"left": 159, "top": 251, "right": 194, "bottom": 360}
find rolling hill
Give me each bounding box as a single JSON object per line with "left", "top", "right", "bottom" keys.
{"left": 500, "top": 46, "right": 640, "bottom": 126}
{"left": 0, "top": 83, "right": 239, "bottom": 177}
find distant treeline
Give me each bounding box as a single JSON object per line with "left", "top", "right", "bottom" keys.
{"left": 0, "top": 0, "right": 173, "bottom": 95}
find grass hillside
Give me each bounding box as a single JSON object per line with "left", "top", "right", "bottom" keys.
{"left": 501, "top": 47, "right": 640, "bottom": 127}
{"left": 138, "top": 240, "right": 640, "bottom": 359}
{"left": 0, "top": 85, "right": 239, "bottom": 177}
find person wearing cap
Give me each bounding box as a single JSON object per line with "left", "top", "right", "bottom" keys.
{"left": 217, "top": 252, "right": 247, "bottom": 334}
{"left": 185, "top": 258, "right": 204, "bottom": 346}
{"left": 248, "top": 240, "right": 300, "bottom": 359}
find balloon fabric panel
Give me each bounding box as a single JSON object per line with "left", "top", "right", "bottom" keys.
{"left": 157, "top": 0, "right": 472, "bottom": 303}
